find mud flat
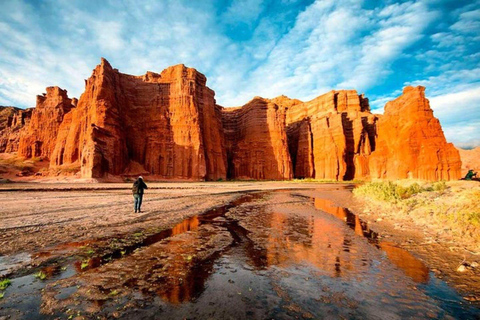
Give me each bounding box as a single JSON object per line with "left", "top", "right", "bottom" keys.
{"left": 0, "top": 182, "right": 479, "bottom": 319}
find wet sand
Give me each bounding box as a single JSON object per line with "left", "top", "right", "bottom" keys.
{"left": 0, "top": 182, "right": 479, "bottom": 319}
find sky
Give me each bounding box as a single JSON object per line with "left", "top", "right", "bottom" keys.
{"left": 0, "top": 0, "right": 479, "bottom": 148}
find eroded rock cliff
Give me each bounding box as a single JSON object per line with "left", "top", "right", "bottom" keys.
{"left": 50, "top": 59, "right": 226, "bottom": 180}
{"left": 18, "top": 87, "right": 74, "bottom": 159}
{"left": 0, "top": 106, "right": 33, "bottom": 153}
{"left": 280, "top": 90, "right": 375, "bottom": 180}
{"left": 2, "top": 59, "right": 461, "bottom": 181}
{"left": 221, "top": 98, "right": 292, "bottom": 180}
{"left": 369, "top": 86, "right": 461, "bottom": 180}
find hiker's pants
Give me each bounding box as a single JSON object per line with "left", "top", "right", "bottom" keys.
{"left": 134, "top": 193, "right": 143, "bottom": 212}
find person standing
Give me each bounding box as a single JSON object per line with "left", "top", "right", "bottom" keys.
{"left": 132, "top": 176, "right": 148, "bottom": 213}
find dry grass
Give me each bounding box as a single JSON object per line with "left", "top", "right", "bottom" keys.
{"left": 0, "top": 153, "right": 37, "bottom": 172}
{"left": 354, "top": 180, "right": 480, "bottom": 249}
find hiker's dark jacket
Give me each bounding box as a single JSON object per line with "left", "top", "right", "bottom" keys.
{"left": 133, "top": 179, "right": 148, "bottom": 195}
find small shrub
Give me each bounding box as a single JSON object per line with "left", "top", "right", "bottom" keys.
{"left": 432, "top": 181, "right": 448, "bottom": 192}
{"left": 354, "top": 181, "right": 427, "bottom": 202}
{"left": 34, "top": 271, "right": 47, "bottom": 280}
{"left": 0, "top": 278, "right": 11, "bottom": 290}
{"left": 81, "top": 259, "right": 90, "bottom": 270}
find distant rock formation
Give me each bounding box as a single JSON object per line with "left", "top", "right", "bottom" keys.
{"left": 0, "top": 59, "right": 462, "bottom": 181}
{"left": 456, "top": 146, "right": 480, "bottom": 177}
{"left": 18, "top": 87, "right": 75, "bottom": 159}
{"left": 0, "top": 106, "right": 33, "bottom": 153}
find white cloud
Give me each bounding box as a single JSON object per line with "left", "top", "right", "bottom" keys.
{"left": 429, "top": 86, "right": 480, "bottom": 124}
{"left": 0, "top": 0, "right": 478, "bottom": 148}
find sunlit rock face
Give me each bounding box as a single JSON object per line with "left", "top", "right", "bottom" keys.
{"left": 2, "top": 59, "right": 461, "bottom": 181}
{"left": 49, "top": 59, "right": 227, "bottom": 180}
{"left": 369, "top": 86, "right": 461, "bottom": 181}
{"left": 17, "top": 87, "right": 74, "bottom": 159}
{"left": 0, "top": 106, "right": 33, "bottom": 153}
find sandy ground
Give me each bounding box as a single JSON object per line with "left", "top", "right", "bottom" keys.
{"left": 0, "top": 181, "right": 479, "bottom": 318}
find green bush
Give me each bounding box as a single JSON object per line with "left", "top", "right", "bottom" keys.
{"left": 0, "top": 278, "right": 11, "bottom": 290}
{"left": 354, "top": 181, "right": 426, "bottom": 202}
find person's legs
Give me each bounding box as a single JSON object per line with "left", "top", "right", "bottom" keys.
{"left": 134, "top": 194, "right": 139, "bottom": 212}
{"left": 138, "top": 194, "right": 143, "bottom": 212}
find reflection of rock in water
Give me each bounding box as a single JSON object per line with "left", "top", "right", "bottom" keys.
{"left": 262, "top": 210, "right": 364, "bottom": 278}
{"left": 379, "top": 242, "right": 429, "bottom": 283}
{"left": 313, "top": 197, "right": 429, "bottom": 283}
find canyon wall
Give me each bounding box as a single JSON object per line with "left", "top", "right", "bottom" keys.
{"left": 1, "top": 59, "right": 461, "bottom": 181}
{"left": 49, "top": 59, "right": 226, "bottom": 180}
{"left": 221, "top": 98, "right": 292, "bottom": 180}
{"left": 0, "top": 106, "right": 33, "bottom": 153}
{"left": 278, "top": 90, "right": 376, "bottom": 180}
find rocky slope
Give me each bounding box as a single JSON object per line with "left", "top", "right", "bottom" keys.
{"left": 0, "top": 59, "right": 461, "bottom": 181}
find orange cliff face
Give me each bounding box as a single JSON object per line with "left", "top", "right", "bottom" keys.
{"left": 221, "top": 97, "right": 292, "bottom": 180}
{"left": 278, "top": 90, "right": 376, "bottom": 180}
{"left": 17, "top": 87, "right": 74, "bottom": 159}
{"left": 369, "top": 86, "right": 461, "bottom": 181}
{"left": 0, "top": 106, "right": 33, "bottom": 153}
{"left": 1, "top": 58, "right": 461, "bottom": 181}
{"left": 50, "top": 58, "right": 227, "bottom": 180}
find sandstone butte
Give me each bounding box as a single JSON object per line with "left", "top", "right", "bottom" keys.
{"left": 0, "top": 58, "right": 462, "bottom": 181}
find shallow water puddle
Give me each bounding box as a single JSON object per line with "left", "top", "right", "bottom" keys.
{"left": 0, "top": 190, "right": 479, "bottom": 319}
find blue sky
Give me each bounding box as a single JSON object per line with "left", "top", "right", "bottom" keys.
{"left": 0, "top": 0, "right": 479, "bottom": 148}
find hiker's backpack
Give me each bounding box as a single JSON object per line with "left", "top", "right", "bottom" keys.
{"left": 132, "top": 182, "right": 139, "bottom": 195}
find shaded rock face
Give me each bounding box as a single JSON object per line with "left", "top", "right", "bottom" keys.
{"left": 0, "top": 106, "right": 33, "bottom": 153}
{"left": 369, "top": 86, "right": 461, "bottom": 180}
{"left": 3, "top": 59, "right": 461, "bottom": 181}
{"left": 50, "top": 59, "right": 227, "bottom": 180}
{"left": 221, "top": 98, "right": 292, "bottom": 180}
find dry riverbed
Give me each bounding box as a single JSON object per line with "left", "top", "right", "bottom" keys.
{"left": 0, "top": 181, "right": 479, "bottom": 319}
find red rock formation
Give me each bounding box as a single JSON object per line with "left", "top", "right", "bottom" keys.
{"left": 18, "top": 87, "right": 74, "bottom": 159}
{"left": 221, "top": 98, "right": 292, "bottom": 180}
{"left": 279, "top": 90, "right": 375, "bottom": 180}
{"left": 456, "top": 146, "right": 480, "bottom": 176}
{"left": 286, "top": 118, "right": 314, "bottom": 179}
{"left": 369, "top": 86, "right": 461, "bottom": 180}
{"left": 0, "top": 106, "right": 32, "bottom": 153}
{"left": 50, "top": 58, "right": 226, "bottom": 180}
{"left": 1, "top": 58, "right": 459, "bottom": 181}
